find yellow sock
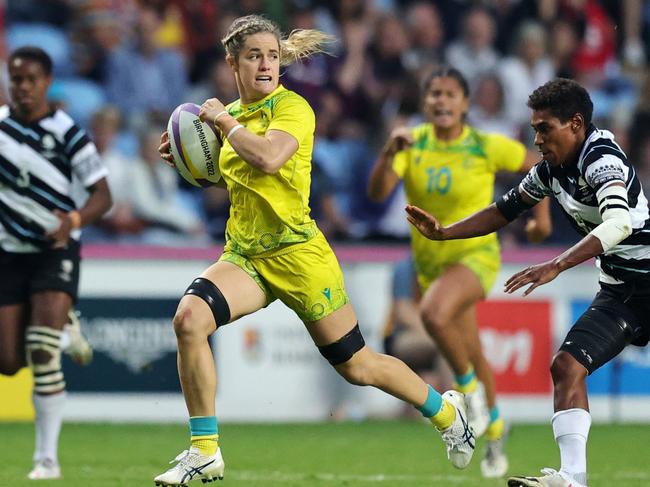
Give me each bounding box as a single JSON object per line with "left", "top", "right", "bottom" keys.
{"left": 429, "top": 399, "right": 456, "bottom": 431}
{"left": 454, "top": 366, "right": 478, "bottom": 394}
{"left": 485, "top": 418, "right": 505, "bottom": 441}
{"left": 191, "top": 434, "right": 219, "bottom": 456}
{"left": 455, "top": 377, "right": 477, "bottom": 394}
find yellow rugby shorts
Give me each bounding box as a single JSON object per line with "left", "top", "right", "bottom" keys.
{"left": 220, "top": 232, "right": 349, "bottom": 322}
{"left": 416, "top": 242, "right": 500, "bottom": 296}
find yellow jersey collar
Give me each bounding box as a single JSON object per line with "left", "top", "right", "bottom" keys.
{"left": 239, "top": 85, "right": 286, "bottom": 110}
{"left": 432, "top": 124, "right": 471, "bottom": 146}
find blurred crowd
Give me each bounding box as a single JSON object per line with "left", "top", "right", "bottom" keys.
{"left": 1, "top": 0, "right": 649, "bottom": 246}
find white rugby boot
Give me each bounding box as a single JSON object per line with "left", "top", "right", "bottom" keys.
{"left": 463, "top": 381, "right": 489, "bottom": 437}
{"left": 154, "top": 448, "right": 225, "bottom": 486}
{"left": 480, "top": 427, "right": 509, "bottom": 478}
{"left": 27, "top": 459, "right": 61, "bottom": 480}
{"left": 437, "top": 390, "right": 476, "bottom": 469}
{"left": 508, "top": 468, "right": 587, "bottom": 487}
{"left": 63, "top": 309, "right": 93, "bottom": 366}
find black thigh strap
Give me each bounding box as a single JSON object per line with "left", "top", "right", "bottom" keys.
{"left": 184, "top": 277, "right": 231, "bottom": 327}
{"left": 318, "top": 324, "right": 365, "bottom": 365}
{"left": 560, "top": 306, "right": 634, "bottom": 375}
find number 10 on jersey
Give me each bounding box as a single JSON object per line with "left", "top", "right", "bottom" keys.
{"left": 426, "top": 166, "right": 451, "bottom": 195}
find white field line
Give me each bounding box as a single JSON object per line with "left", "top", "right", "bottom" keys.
{"left": 228, "top": 471, "right": 469, "bottom": 483}
{"left": 225, "top": 470, "right": 650, "bottom": 483}
{"left": 609, "top": 472, "right": 650, "bottom": 480}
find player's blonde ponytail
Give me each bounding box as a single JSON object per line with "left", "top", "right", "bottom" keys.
{"left": 280, "top": 29, "right": 334, "bottom": 66}
{"left": 222, "top": 15, "right": 333, "bottom": 66}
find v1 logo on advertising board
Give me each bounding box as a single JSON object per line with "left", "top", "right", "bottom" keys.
{"left": 477, "top": 300, "right": 553, "bottom": 394}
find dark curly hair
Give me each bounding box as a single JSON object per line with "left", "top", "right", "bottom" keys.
{"left": 527, "top": 78, "right": 593, "bottom": 126}
{"left": 9, "top": 46, "right": 53, "bottom": 75}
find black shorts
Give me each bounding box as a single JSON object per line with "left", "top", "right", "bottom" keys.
{"left": 0, "top": 240, "right": 81, "bottom": 306}
{"left": 560, "top": 280, "right": 650, "bottom": 374}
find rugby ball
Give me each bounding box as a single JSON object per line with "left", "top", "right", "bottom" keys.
{"left": 167, "top": 103, "right": 222, "bottom": 187}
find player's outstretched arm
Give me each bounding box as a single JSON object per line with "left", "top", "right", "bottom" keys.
{"left": 504, "top": 234, "right": 604, "bottom": 296}
{"left": 405, "top": 203, "right": 510, "bottom": 241}
{"left": 506, "top": 181, "right": 633, "bottom": 296}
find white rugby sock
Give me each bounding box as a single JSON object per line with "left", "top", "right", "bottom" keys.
{"left": 552, "top": 408, "right": 591, "bottom": 485}
{"left": 33, "top": 391, "right": 66, "bottom": 465}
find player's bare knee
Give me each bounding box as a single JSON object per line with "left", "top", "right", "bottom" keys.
{"left": 420, "top": 305, "right": 449, "bottom": 336}
{"left": 550, "top": 351, "right": 584, "bottom": 385}
{"left": 172, "top": 306, "right": 204, "bottom": 340}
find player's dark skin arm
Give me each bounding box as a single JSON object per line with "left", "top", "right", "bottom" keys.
{"left": 407, "top": 191, "right": 606, "bottom": 297}
{"left": 505, "top": 234, "right": 604, "bottom": 297}
{"left": 405, "top": 202, "right": 510, "bottom": 241}
{"left": 48, "top": 178, "right": 112, "bottom": 246}
{"left": 77, "top": 178, "right": 113, "bottom": 227}
{"left": 505, "top": 181, "right": 637, "bottom": 296}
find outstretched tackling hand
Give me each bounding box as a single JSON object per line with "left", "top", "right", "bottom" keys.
{"left": 405, "top": 205, "right": 445, "bottom": 240}
{"left": 504, "top": 260, "right": 561, "bottom": 296}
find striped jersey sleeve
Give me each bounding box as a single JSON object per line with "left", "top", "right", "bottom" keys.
{"left": 579, "top": 137, "right": 628, "bottom": 191}
{"left": 519, "top": 161, "right": 553, "bottom": 202}
{"left": 44, "top": 111, "right": 108, "bottom": 188}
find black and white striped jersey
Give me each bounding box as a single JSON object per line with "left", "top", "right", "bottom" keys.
{"left": 0, "top": 105, "right": 108, "bottom": 252}
{"left": 519, "top": 125, "right": 650, "bottom": 284}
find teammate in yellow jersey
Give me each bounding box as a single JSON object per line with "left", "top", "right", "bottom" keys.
{"left": 153, "top": 16, "right": 477, "bottom": 486}
{"left": 368, "top": 67, "right": 552, "bottom": 479}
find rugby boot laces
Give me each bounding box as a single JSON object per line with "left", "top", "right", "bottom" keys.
{"left": 437, "top": 390, "right": 475, "bottom": 469}
{"left": 154, "top": 448, "right": 224, "bottom": 486}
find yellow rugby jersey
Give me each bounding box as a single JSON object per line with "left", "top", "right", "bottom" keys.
{"left": 220, "top": 85, "right": 318, "bottom": 256}
{"left": 393, "top": 124, "right": 526, "bottom": 273}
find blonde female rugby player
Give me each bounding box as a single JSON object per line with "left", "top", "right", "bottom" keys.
{"left": 368, "top": 67, "right": 552, "bottom": 479}
{"left": 153, "top": 15, "right": 477, "bottom": 486}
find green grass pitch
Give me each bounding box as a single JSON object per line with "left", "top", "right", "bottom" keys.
{"left": 2, "top": 421, "right": 649, "bottom": 486}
